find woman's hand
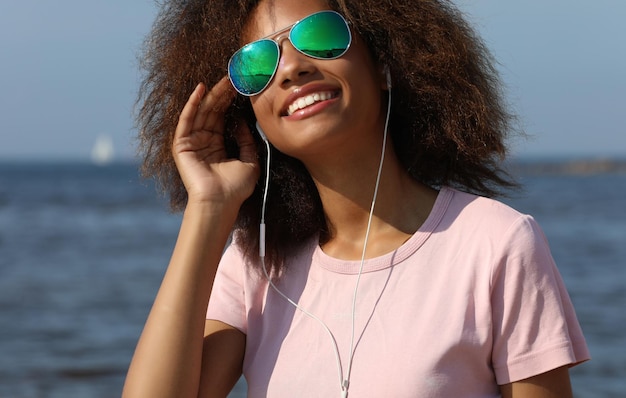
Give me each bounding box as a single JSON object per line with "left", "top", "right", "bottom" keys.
{"left": 173, "top": 77, "right": 259, "bottom": 207}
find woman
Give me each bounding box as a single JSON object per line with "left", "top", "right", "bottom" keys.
{"left": 123, "top": 0, "right": 589, "bottom": 397}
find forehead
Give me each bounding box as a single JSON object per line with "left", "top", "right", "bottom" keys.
{"left": 244, "top": 0, "right": 332, "bottom": 42}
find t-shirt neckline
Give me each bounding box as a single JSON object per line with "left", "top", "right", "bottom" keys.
{"left": 313, "top": 187, "right": 454, "bottom": 274}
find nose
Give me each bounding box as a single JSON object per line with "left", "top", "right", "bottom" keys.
{"left": 274, "top": 37, "right": 317, "bottom": 88}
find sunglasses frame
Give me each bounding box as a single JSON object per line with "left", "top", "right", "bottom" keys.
{"left": 228, "top": 10, "right": 352, "bottom": 96}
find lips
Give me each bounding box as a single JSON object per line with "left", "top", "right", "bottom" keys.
{"left": 280, "top": 83, "right": 341, "bottom": 117}
{"left": 287, "top": 91, "right": 338, "bottom": 116}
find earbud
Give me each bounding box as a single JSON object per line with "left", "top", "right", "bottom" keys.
{"left": 255, "top": 121, "right": 269, "bottom": 143}
{"left": 384, "top": 65, "right": 392, "bottom": 89}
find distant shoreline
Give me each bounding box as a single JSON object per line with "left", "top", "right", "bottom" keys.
{"left": 509, "top": 158, "right": 626, "bottom": 176}
{"left": 1, "top": 157, "right": 626, "bottom": 176}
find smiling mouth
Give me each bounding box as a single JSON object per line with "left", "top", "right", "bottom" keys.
{"left": 286, "top": 91, "right": 339, "bottom": 116}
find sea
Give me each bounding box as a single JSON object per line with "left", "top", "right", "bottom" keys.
{"left": 0, "top": 160, "right": 624, "bottom": 398}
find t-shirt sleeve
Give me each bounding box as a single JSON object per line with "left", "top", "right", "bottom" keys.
{"left": 206, "top": 243, "right": 248, "bottom": 334}
{"left": 490, "top": 215, "right": 590, "bottom": 384}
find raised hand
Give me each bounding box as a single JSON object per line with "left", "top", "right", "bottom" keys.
{"left": 124, "top": 77, "right": 255, "bottom": 398}
{"left": 173, "top": 77, "right": 259, "bottom": 207}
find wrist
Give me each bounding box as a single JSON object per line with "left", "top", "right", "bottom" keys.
{"left": 183, "top": 196, "right": 242, "bottom": 240}
{"left": 184, "top": 198, "right": 240, "bottom": 220}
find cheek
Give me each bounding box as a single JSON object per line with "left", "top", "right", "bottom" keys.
{"left": 342, "top": 61, "right": 383, "bottom": 116}
{"left": 250, "top": 96, "right": 283, "bottom": 144}
{"left": 341, "top": 45, "right": 383, "bottom": 102}
{"left": 250, "top": 95, "right": 274, "bottom": 122}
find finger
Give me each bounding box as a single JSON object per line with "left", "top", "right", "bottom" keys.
{"left": 233, "top": 122, "right": 260, "bottom": 167}
{"left": 200, "top": 77, "right": 237, "bottom": 133}
{"left": 176, "top": 83, "right": 206, "bottom": 140}
{"left": 193, "top": 76, "right": 237, "bottom": 132}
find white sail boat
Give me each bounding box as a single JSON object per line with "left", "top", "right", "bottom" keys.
{"left": 91, "top": 134, "right": 115, "bottom": 165}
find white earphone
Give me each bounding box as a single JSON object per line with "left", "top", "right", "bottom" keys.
{"left": 256, "top": 66, "right": 393, "bottom": 398}
{"left": 255, "top": 121, "right": 268, "bottom": 143}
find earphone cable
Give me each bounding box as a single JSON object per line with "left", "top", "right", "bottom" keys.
{"left": 345, "top": 85, "right": 392, "bottom": 391}
{"left": 259, "top": 136, "right": 346, "bottom": 392}
{"left": 257, "top": 83, "right": 392, "bottom": 397}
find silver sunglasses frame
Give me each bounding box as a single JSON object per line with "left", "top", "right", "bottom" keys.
{"left": 227, "top": 10, "right": 352, "bottom": 96}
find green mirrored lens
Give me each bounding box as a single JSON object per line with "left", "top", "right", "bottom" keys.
{"left": 228, "top": 11, "right": 350, "bottom": 96}
{"left": 229, "top": 39, "right": 279, "bottom": 95}
{"left": 290, "top": 11, "right": 350, "bottom": 59}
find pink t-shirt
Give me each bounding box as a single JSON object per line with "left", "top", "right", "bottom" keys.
{"left": 207, "top": 187, "right": 590, "bottom": 397}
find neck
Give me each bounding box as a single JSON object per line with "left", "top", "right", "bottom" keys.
{"left": 306, "top": 141, "right": 437, "bottom": 260}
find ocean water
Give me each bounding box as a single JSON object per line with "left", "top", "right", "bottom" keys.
{"left": 0, "top": 161, "right": 624, "bottom": 397}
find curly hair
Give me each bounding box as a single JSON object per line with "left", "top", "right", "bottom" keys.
{"left": 136, "top": 0, "right": 520, "bottom": 270}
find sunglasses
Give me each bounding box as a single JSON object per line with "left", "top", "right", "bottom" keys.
{"left": 228, "top": 10, "right": 352, "bottom": 96}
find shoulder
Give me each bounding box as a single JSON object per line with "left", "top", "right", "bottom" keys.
{"left": 215, "top": 241, "right": 261, "bottom": 289}
{"left": 432, "top": 187, "right": 554, "bottom": 278}
{"left": 439, "top": 187, "right": 535, "bottom": 239}
{"left": 444, "top": 187, "right": 524, "bottom": 222}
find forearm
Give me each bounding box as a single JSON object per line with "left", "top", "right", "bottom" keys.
{"left": 123, "top": 201, "right": 239, "bottom": 398}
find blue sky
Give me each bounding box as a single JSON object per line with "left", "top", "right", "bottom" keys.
{"left": 1, "top": 1, "right": 624, "bottom": 161}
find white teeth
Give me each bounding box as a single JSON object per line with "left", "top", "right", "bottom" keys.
{"left": 287, "top": 91, "right": 335, "bottom": 115}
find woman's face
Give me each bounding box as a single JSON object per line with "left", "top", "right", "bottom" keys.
{"left": 244, "top": 0, "right": 388, "bottom": 166}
